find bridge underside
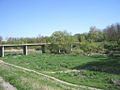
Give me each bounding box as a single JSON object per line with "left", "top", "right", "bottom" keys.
{"left": 0, "top": 44, "right": 46, "bottom": 57}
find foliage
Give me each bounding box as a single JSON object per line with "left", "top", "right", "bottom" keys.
{"left": 50, "top": 31, "right": 73, "bottom": 54}
{"left": 87, "top": 26, "right": 104, "bottom": 42}
{"left": 71, "top": 49, "right": 84, "bottom": 55}
{"left": 52, "top": 70, "right": 120, "bottom": 90}
{"left": 1, "top": 23, "right": 120, "bottom": 55}
{"left": 74, "top": 33, "right": 87, "bottom": 42}
{"left": 79, "top": 41, "right": 104, "bottom": 55}
{"left": 2, "top": 54, "right": 96, "bottom": 71}
{"left": 0, "top": 64, "right": 78, "bottom": 90}
{"left": 104, "top": 23, "right": 120, "bottom": 44}
{"left": 0, "top": 36, "right": 2, "bottom": 44}
{"left": 1, "top": 54, "right": 120, "bottom": 90}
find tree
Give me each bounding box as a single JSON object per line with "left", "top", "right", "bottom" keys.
{"left": 74, "top": 33, "right": 87, "bottom": 42}
{"left": 50, "top": 31, "right": 73, "bottom": 53}
{"left": 104, "top": 23, "right": 120, "bottom": 44}
{"left": 88, "top": 26, "right": 104, "bottom": 42}
{"left": 103, "top": 23, "right": 120, "bottom": 53}
{"left": 0, "top": 36, "right": 2, "bottom": 44}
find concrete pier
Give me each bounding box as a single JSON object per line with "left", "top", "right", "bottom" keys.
{"left": 0, "top": 46, "right": 4, "bottom": 57}
{"left": 23, "top": 45, "right": 28, "bottom": 55}
{"left": 41, "top": 45, "right": 45, "bottom": 53}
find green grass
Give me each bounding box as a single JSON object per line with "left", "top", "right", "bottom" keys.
{"left": 1, "top": 53, "right": 120, "bottom": 90}
{"left": 2, "top": 54, "right": 99, "bottom": 72}
{"left": 0, "top": 64, "right": 82, "bottom": 90}
{"left": 51, "top": 70, "right": 120, "bottom": 90}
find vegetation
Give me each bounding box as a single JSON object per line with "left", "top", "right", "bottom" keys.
{"left": 52, "top": 70, "right": 120, "bottom": 90}
{"left": 1, "top": 54, "right": 120, "bottom": 90}
{"left": 0, "top": 62, "right": 82, "bottom": 90}
{"left": 2, "top": 54, "right": 97, "bottom": 71}
{"left": 0, "top": 23, "right": 120, "bottom": 90}
{"left": 1, "top": 23, "right": 120, "bottom": 55}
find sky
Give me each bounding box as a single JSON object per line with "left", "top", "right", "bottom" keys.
{"left": 0, "top": 0, "right": 120, "bottom": 39}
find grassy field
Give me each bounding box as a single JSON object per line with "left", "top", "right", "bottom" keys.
{"left": 0, "top": 63, "right": 83, "bottom": 90}
{"left": 1, "top": 54, "right": 99, "bottom": 72}
{"left": 0, "top": 53, "right": 120, "bottom": 90}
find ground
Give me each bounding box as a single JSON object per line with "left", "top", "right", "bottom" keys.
{"left": 0, "top": 53, "right": 120, "bottom": 90}
{"left": 0, "top": 77, "right": 17, "bottom": 90}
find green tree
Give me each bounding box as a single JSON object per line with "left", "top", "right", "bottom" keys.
{"left": 80, "top": 41, "right": 103, "bottom": 55}
{"left": 0, "top": 36, "right": 2, "bottom": 44}
{"left": 74, "top": 33, "right": 87, "bottom": 42}
{"left": 88, "top": 26, "right": 104, "bottom": 42}
{"left": 50, "top": 31, "right": 73, "bottom": 53}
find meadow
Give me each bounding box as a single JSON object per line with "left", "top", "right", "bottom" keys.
{"left": 0, "top": 53, "right": 120, "bottom": 90}
{"left": 0, "top": 62, "right": 81, "bottom": 90}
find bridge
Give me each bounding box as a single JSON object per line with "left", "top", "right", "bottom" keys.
{"left": 0, "top": 43, "right": 50, "bottom": 57}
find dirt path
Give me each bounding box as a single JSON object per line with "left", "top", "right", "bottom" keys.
{"left": 43, "top": 70, "right": 81, "bottom": 74}
{"left": 0, "top": 60, "right": 102, "bottom": 90}
{"left": 0, "top": 77, "right": 17, "bottom": 90}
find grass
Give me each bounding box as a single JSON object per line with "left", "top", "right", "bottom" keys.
{"left": 2, "top": 54, "right": 99, "bottom": 71}
{"left": 51, "top": 70, "right": 120, "bottom": 90}
{"left": 0, "top": 63, "right": 82, "bottom": 90}
{"left": 0, "top": 53, "right": 120, "bottom": 90}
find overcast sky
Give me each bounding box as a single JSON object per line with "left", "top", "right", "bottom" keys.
{"left": 0, "top": 0, "right": 120, "bottom": 39}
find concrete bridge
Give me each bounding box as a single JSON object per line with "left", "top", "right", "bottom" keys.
{"left": 0, "top": 43, "right": 50, "bottom": 57}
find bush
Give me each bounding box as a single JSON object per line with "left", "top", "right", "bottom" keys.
{"left": 80, "top": 41, "right": 104, "bottom": 55}
{"left": 71, "top": 48, "right": 84, "bottom": 55}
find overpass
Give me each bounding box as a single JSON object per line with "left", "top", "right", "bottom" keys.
{"left": 0, "top": 43, "right": 50, "bottom": 57}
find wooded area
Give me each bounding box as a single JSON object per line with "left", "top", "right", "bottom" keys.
{"left": 0, "top": 23, "right": 120, "bottom": 56}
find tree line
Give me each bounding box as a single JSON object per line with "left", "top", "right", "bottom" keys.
{"left": 0, "top": 23, "right": 120, "bottom": 55}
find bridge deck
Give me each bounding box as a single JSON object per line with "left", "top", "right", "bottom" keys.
{"left": 0, "top": 43, "right": 50, "bottom": 47}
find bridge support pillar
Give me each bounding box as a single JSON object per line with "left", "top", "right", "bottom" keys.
{"left": 0, "top": 46, "right": 4, "bottom": 57}
{"left": 23, "top": 45, "right": 28, "bottom": 55}
{"left": 41, "top": 45, "right": 45, "bottom": 53}
{"left": 70, "top": 44, "right": 73, "bottom": 52}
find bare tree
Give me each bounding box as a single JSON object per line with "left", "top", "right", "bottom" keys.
{"left": 104, "top": 23, "right": 120, "bottom": 44}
